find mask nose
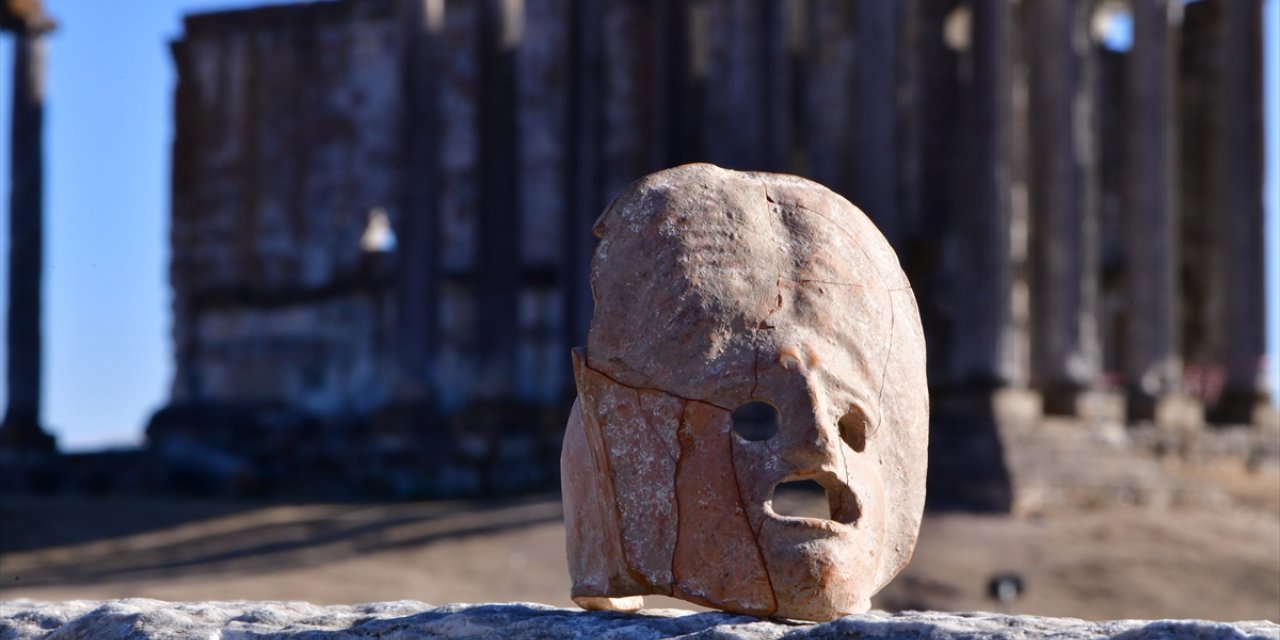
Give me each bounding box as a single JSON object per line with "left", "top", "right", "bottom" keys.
{"left": 745, "top": 342, "right": 872, "bottom": 471}
{"left": 777, "top": 407, "right": 843, "bottom": 470}
{"left": 753, "top": 377, "right": 844, "bottom": 472}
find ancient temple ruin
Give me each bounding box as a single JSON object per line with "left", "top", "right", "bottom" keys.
{"left": 152, "top": 0, "right": 1273, "bottom": 502}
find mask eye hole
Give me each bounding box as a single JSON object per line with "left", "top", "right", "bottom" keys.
{"left": 731, "top": 401, "right": 780, "bottom": 441}
{"left": 839, "top": 409, "right": 868, "bottom": 452}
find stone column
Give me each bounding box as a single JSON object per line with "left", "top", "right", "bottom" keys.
{"left": 563, "top": 0, "right": 602, "bottom": 355}
{"left": 1123, "top": 0, "right": 1201, "bottom": 428}
{"left": 804, "top": 0, "right": 855, "bottom": 204}
{"left": 762, "top": 0, "right": 805, "bottom": 174}
{"left": 922, "top": 0, "right": 1037, "bottom": 511}
{"left": 851, "top": 0, "right": 900, "bottom": 247}
{"left": 395, "top": 0, "right": 443, "bottom": 400}
{"left": 1026, "top": 0, "right": 1115, "bottom": 420}
{"left": 433, "top": 0, "right": 483, "bottom": 412}
{"left": 703, "top": 0, "right": 766, "bottom": 171}
{"left": 516, "top": 0, "right": 571, "bottom": 404}
{"left": 597, "top": 0, "right": 661, "bottom": 201}
{"left": 472, "top": 0, "right": 521, "bottom": 401}
{"left": 1, "top": 28, "right": 56, "bottom": 453}
{"left": 1207, "top": 0, "right": 1272, "bottom": 426}
{"left": 945, "top": 0, "right": 1029, "bottom": 395}
{"left": 655, "top": 0, "right": 702, "bottom": 167}
{"left": 903, "top": 0, "right": 1030, "bottom": 396}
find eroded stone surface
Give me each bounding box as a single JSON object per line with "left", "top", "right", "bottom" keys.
{"left": 2, "top": 600, "right": 1275, "bottom": 640}
{"left": 561, "top": 164, "right": 930, "bottom": 621}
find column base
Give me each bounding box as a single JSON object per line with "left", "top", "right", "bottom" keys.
{"left": 1042, "top": 388, "right": 1125, "bottom": 423}
{"left": 929, "top": 387, "right": 1207, "bottom": 513}
{"left": 933, "top": 387, "right": 1044, "bottom": 425}
{"left": 0, "top": 418, "right": 57, "bottom": 455}
{"left": 1207, "top": 389, "right": 1278, "bottom": 429}
{"left": 0, "top": 419, "right": 59, "bottom": 493}
{"left": 1127, "top": 392, "right": 1204, "bottom": 431}
{"left": 928, "top": 388, "right": 1043, "bottom": 512}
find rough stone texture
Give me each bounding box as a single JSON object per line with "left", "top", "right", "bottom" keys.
{"left": 170, "top": 2, "right": 407, "bottom": 411}
{"left": 1, "top": 600, "right": 1275, "bottom": 640}
{"left": 563, "top": 165, "right": 928, "bottom": 621}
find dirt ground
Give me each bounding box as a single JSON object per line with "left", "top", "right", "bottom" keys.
{"left": 1, "top": 461, "right": 1276, "bottom": 623}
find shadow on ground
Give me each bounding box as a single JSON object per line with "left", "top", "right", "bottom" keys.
{"left": 0, "top": 494, "right": 562, "bottom": 587}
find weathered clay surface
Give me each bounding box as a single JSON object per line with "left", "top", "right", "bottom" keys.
{"left": 2, "top": 600, "right": 1275, "bottom": 640}
{"left": 562, "top": 164, "right": 929, "bottom": 621}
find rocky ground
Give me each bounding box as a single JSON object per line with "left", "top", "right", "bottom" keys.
{"left": 0, "top": 459, "right": 1276, "bottom": 623}
{"left": 3, "top": 600, "right": 1275, "bottom": 639}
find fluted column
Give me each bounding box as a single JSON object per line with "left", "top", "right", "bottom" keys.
{"left": 703, "top": 0, "right": 766, "bottom": 171}
{"left": 395, "top": 0, "right": 442, "bottom": 398}
{"left": 852, "top": 0, "right": 901, "bottom": 247}
{"left": 921, "top": 0, "right": 1039, "bottom": 511}
{"left": 1026, "top": 0, "right": 1113, "bottom": 420}
{"left": 1123, "top": 0, "right": 1200, "bottom": 427}
{"left": 564, "top": 0, "right": 602, "bottom": 354}
{"left": 1208, "top": 0, "right": 1271, "bottom": 425}
{"left": 473, "top": 0, "right": 521, "bottom": 400}
{"left": 943, "top": 0, "right": 1027, "bottom": 393}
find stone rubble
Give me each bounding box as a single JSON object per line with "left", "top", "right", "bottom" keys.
{"left": 1, "top": 600, "right": 1275, "bottom": 640}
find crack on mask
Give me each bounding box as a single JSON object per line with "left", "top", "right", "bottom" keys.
{"left": 733, "top": 441, "right": 769, "bottom": 542}
{"left": 761, "top": 435, "right": 795, "bottom": 471}
{"left": 581, "top": 358, "right": 734, "bottom": 413}
{"left": 728, "top": 426, "right": 779, "bottom": 616}
{"left": 669, "top": 401, "right": 688, "bottom": 596}
{"left": 782, "top": 276, "right": 913, "bottom": 292}
{"left": 585, "top": 389, "right": 651, "bottom": 591}
{"left": 764, "top": 185, "right": 893, "bottom": 294}
{"left": 763, "top": 182, "right": 900, "bottom": 441}
{"left": 633, "top": 388, "right": 678, "bottom": 463}
{"left": 749, "top": 347, "right": 762, "bottom": 400}
{"left": 835, "top": 411, "right": 857, "bottom": 526}
{"left": 872, "top": 290, "right": 896, "bottom": 438}
{"left": 757, "top": 276, "right": 785, "bottom": 331}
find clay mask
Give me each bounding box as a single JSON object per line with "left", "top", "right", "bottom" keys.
{"left": 562, "top": 164, "right": 928, "bottom": 621}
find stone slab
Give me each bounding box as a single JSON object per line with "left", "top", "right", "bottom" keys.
{"left": 1, "top": 600, "right": 1275, "bottom": 639}
{"left": 1042, "top": 390, "right": 1127, "bottom": 424}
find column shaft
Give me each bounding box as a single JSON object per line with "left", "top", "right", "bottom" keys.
{"left": 946, "top": 0, "right": 1027, "bottom": 391}
{"left": 396, "top": 0, "right": 442, "bottom": 398}
{"left": 852, "top": 0, "right": 900, "bottom": 246}
{"left": 703, "top": 0, "right": 766, "bottom": 171}
{"left": 1210, "top": 0, "right": 1270, "bottom": 422}
{"left": 1026, "top": 0, "right": 1108, "bottom": 417}
{"left": 1124, "top": 0, "right": 1186, "bottom": 420}
{"left": 564, "top": 0, "right": 602, "bottom": 354}
{"left": 2, "top": 32, "right": 52, "bottom": 449}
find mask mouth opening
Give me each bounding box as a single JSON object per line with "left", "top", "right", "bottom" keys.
{"left": 769, "top": 473, "right": 861, "bottom": 526}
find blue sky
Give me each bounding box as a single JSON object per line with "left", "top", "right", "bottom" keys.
{"left": 0, "top": 0, "right": 1278, "bottom": 451}
{"left": 0, "top": 0, "right": 301, "bottom": 450}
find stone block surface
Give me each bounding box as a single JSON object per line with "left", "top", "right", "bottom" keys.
{"left": 1, "top": 600, "right": 1275, "bottom": 639}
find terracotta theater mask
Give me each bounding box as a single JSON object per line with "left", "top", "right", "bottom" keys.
{"left": 561, "top": 164, "right": 928, "bottom": 621}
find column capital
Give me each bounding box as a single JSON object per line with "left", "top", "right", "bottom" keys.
{"left": 0, "top": 0, "right": 56, "bottom": 34}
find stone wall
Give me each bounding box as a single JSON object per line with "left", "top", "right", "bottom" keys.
{"left": 170, "top": 1, "right": 407, "bottom": 410}
{"left": 2, "top": 600, "right": 1275, "bottom": 639}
